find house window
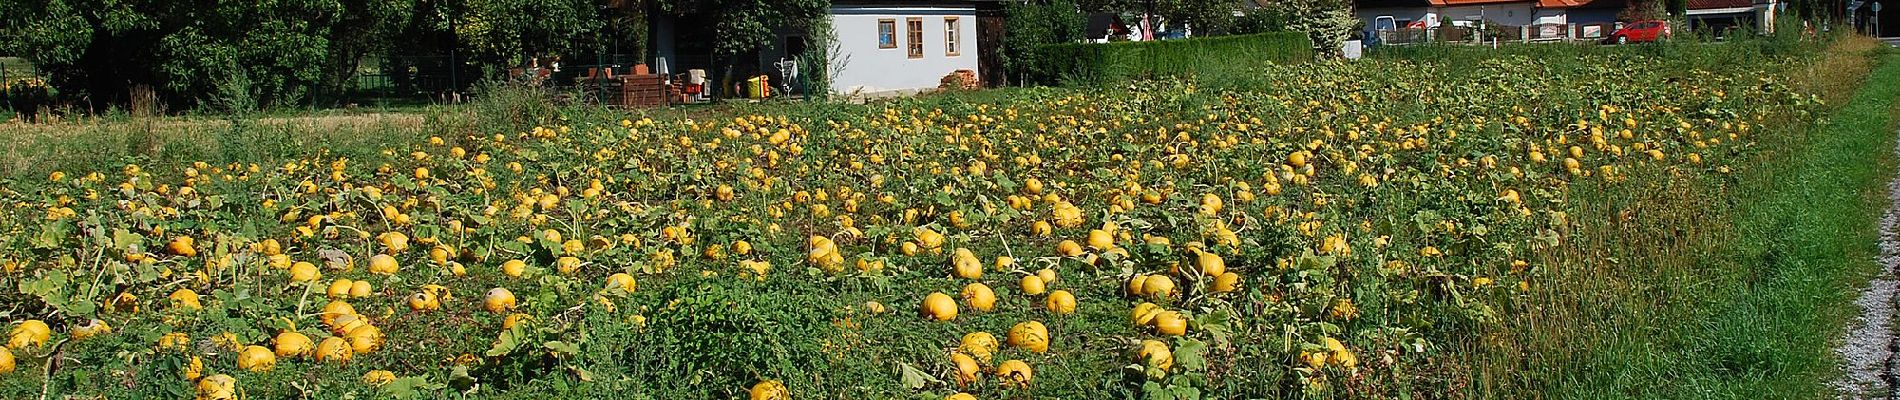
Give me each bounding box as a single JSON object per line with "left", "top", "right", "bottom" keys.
{"left": 878, "top": 19, "right": 897, "bottom": 49}
{"left": 907, "top": 18, "right": 924, "bottom": 58}
{"left": 945, "top": 17, "right": 961, "bottom": 56}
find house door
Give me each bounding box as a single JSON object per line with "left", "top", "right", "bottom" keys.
{"left": 977, "top": 3, "right": 1006, "bottom": 87}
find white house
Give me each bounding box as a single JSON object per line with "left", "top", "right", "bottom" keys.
{"left": 822, "top": 0, "right": 983, "bottom": 95}
{"left": 649, "top": 0, "right": 995, "bottom": 99}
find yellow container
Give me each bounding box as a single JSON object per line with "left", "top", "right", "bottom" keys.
{"left": 746, "top": 75, "right": 770, "bottom": 99}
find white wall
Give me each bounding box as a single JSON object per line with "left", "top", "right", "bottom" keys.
{"left": 1357, "top": 7, "right": 1438, "bottom": 28}
{"left": 1441, "top": 4, "right": 1536, "bottom": 26}
{"left": 828, "top": 5, "right": 979, "bottom": 95}
{"left": 1532, "top": 8, "right": 1568, "bottom": 26}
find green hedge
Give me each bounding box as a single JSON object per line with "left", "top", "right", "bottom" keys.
{"left": 1026, "top": 31, "right": 1313, "bottom": 86}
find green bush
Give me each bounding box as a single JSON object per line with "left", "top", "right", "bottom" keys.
{"left": 1027, "top": 31, "right": 1313, "bottom": 86}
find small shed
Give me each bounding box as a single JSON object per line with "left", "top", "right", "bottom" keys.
{"left": 1086, "top": 13, "right": 1131, "bottom": 42}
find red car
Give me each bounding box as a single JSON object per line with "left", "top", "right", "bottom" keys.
{"left": 1606, "top": 20, "right": 1671, "bottom": 44}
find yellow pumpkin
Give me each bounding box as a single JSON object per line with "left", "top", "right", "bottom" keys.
{"left": 503, "top": 313, "right": 535, "bottom": 329}
{"left": 959, "top": 332, "right": 999, "bottom": 364}
{"left": 237, "top": 345, "right": 276, "bottom": 371}
{"left": 1006, "top": 321, "right": 1050, "bottom": 353}
{"left": 71, "top": 318, "right": 111, "bottom": 340}
{"left": 749, "top": 379, "right": 790, "bottom": 400}
{"left": 1126, "top": 275, "right": 1150, "bottom": 297}
{"left": 1141, "top": 275, "right": 1176, "bottom": 299}
{"left": 1194, "top": 250, "right": 1226, "bottom": 277}
{"left": 1212, "top": 272, "right": 1241, "bottom": 293}
{"left": 1152, "top": 311, "right": 1188, "bottom": 336}
{"left": 349, "top": 280, "right": 373, "bottom": 298}
{"left": 1131, "top": 303, "right": 1163, "bottom": 327}
{"left": 1019, "top": 275, "right": 1046, "bottom": 296}
{"left": 170, "top": 289, "right": 203, "bottom": 310}
{"left": 1139, "top": 339, "right": 1173, "bottom": 372}
{"left": 362, "top": 369, "right": 397, "bottom": 384}
{"left": 1038, "top": 268, "right": 1058, "bottom": 285}
{"left": 0, "top": 345, "right": 14, "bottom": 374}
{"left": 364, "top": 370, "right": 398, "bottom": 386}
{"left": 258, "top": 238, "right": 283, "bottom": 256}
{"left": 1045, "top": 290, "right": 1077, "bottom": 315}
{"left": 368, "top": 254, "right": 400, "bottom": 275}
{"left": 961, "top": 283, "right": 997, "bottom": 312}
{"left": 274, "top": 331, "right": 314, "bottom": 358}
{"left": 7, "top": 320, "right": 50, "bottom": 349}
{"left": 1056, "top": 240, "right": 1084, "bottom": 257}
{"left": 346, "top": 325, "right": 383, "bottom": 353}
{"left": 501, "top": 259, "right": 527, "bottom": 278}
{"left": 194, "top": 374, "right": 237, "bottom": 400}
{"left": 158, "top": 332, "right": 191, "bottom": 351}
{"left": 1303, "top": 350, "right": 1329, "bottom": 369}
{"left": 409, "top": 291, "right": 441, "bottom": 311}
{"left": 952, "top": 352, "right": 983, "bottom": 387}
{"left": 320, "top": 301, "right": 356, "bottom": 326}
{"left": 329, "top": 314, "right": 369, "bottom": 336}
{"left": 921, "top": 292, "right": 958, "bottom": 321}
{"left": 606, "top": 273, "right": 638, "bottom": 293}
{"left": 429, "top": 245, "right": 455, "bottom": 264}
{"left": 315, "top": 336, "right": 353, "bottom": 363}
{"left": 169, "top": 236, "right": 197, "bottom": 257}
{"left": 951, "top": 248, "right": 983, "bottom": 279}
{"left": 995, "top": 359, "right": 1033, "bottom": 388}
{"left": 289, "top": 261, "right": 321, "bottom": 282}
{"left": 183, "top": 356, "right": 204, "bottom": 381}
{"left": 1087, "top": 229, "right": 1115, "bottom": 250}
{"left": 326, "top": 279, "right": 355, "bottom": 299}
{"left": 484, "top": 288, "right": 518, "bottom": 313}
{"left": 556, "top": 256, "right": 582, "bottom": 274}
{"left": 380, "top": 232, "right": 410, "bottom": 253}
{"left": 946, "top": 393, "right": 977, "bottom": 400}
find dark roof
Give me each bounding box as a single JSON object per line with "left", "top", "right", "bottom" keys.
{"left": 1686, "top": 0, "right": 1751, "bottom": 9}
{"left": 1356, "top": 0, "right": 1435, "bottom": 8}
{"left": 1540, "top": 0, "right": 1624, "bottom": 8}
{"left": 1085, "top": 13, "right": 1128, "bottom": 38}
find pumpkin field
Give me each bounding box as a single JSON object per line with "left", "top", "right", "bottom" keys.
{"left": 0, "top": 36, "right": 1896, "bottom": 400}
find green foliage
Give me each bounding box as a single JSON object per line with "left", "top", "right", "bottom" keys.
{"left": 658, "top": 0, "right": 830, "bottom": 56}
{"left": 1027, "top": 31, "right": 1312, "bottom": 86}
{"left": 1075, "top": 0, "right": 1238, "bottom": 34}
{"left": 615, "top": 276, "right": 839, "bottom": 397}
{"left": 1002, "top": 0, "right": 1088, "bottom": 86}
{"left": 442, "top": 0, "right": 604, "bottom": 67}
{"left": 1275, "top": 0, "right": 1358, "bottom": 57}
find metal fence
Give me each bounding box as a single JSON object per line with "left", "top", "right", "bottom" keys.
{"left": 1372, "top": 22, "right": 1626, "bottom": 46}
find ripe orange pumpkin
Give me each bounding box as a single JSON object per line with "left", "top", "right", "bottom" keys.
{"left": 274, "top": 331, "right": 314, "bottom": 358}
{"left": 961, "top": 283, "right": 997, "bottom": 312}
{"left": 995, "top": 359, "right": 1033, "bottom": 388}
{"left": 1153, "top": 311, "right": 1188, "bottom": 336}
{"left": 1006, "top": 321, "right": 1050, "bottom": 353}
{"left": 237, "top": 345, "right": 276, "bottom": 371}
{"left": 959, "top": 331, "right": 999, "bottom": 364}
{"left": 484, "top": 288, "right": 517, "bottom": 313}
{"left": 749, "top": 380, "right": 789, "bottom": 400}
{"left": 951, "top": 352, "right": 982, "bottom": 388}
{"left": 951, "top": 248, "right": 983, "bottom": 279}
{"left": 921, "top": 292, "right": 959, "bottom": 321}
{"left": 1045, "top": 290, "right": 1077, "bottom": 315}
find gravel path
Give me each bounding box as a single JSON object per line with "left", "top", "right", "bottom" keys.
{"left": 1837, "top": 130, "right": 1900, "bottom": 400}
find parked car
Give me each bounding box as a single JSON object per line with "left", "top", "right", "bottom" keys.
{"left": 1604, "top": 20, "right": 1671, "bottom": 44}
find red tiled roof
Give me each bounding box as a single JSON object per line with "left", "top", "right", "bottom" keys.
{"left": 1428, "top": 0, "right": 1534, "bottom": 6}
{"left": 1686, "top": 0, "right": 1751, "bottom": 9}
{"left": 1537, "top": 0, "right": 1587, "bottom": 8}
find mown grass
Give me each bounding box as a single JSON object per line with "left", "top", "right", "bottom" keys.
{"left": 1465, "top": 37, "right": 1900, "bottom": 399}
